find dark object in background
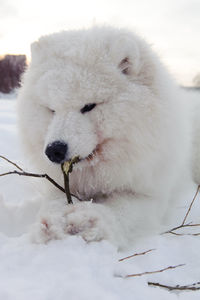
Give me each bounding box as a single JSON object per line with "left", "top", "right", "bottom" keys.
{"left": 0, "top": 55, "right": 27, "bottom": 93}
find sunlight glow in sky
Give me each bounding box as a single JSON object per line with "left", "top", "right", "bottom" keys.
{"left": 0, "top": 0, "right": 200, "bottom": 86}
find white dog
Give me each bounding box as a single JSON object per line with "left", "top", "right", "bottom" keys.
{"left": 17, "top": 26, "right": 199, "bottom": 249}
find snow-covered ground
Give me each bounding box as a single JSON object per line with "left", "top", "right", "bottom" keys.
{"left": 0, "top": 95, "right": 200, "bottom": 300}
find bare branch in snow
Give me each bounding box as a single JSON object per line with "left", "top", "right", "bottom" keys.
{"left": 124, "top": 264, "right": 185, "bottom": 278}
{"left": 118, "top": 248, "right": 155, "bottom": 262}
{"left": 163, "top": 184, "right": 200, "bottom": 236}
{"left": 148, "top": 281, "right": 200, "bottom": 291}
{"left": 182, "top": 184, "right": 200, "bottom": 226}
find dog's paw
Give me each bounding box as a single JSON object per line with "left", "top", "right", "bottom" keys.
{"left": 30, "top": 199, "right": 71, "bottom": 243}
{"left": 31, "top": 201, "right": 115, "bottom": 244}
{"left": 63, "top": 202, "right": 110, "bottom": 242}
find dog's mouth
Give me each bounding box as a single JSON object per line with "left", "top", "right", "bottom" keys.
{"left": 59, "top": 138, "right": 111, "bottom": 167}
{"left": 70, "top": 139, "right": 110, "bottom": 165}
{"left": 85, "top": 143, "right": 101, "bottom": 161}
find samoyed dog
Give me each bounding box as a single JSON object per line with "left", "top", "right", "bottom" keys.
{"left": 17, "top": 26, "right": 198, "bottom": 249}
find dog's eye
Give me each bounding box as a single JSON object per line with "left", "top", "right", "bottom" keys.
{"left": 48, "top": 107, "right": 55, "bottom": 114}
{"left": 80, "top": 103, "right": 96, "bottom": 114}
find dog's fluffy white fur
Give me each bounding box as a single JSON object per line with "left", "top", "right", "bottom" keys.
{"left": 17, "top": 26, "right": 199, "bottom": 249}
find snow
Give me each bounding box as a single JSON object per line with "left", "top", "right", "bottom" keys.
{"left": 0, "top": 97, "right": 200, "bottom": 299}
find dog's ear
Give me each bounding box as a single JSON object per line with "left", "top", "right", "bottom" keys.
{"left": 118, "top": 50, "right": 157, "bottom": 88}
{"left": 118, "top": 57, "right": 132, "bottom": 75}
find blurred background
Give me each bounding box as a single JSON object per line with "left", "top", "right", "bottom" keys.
{"left": 0, "top": 0, "right": 200, "bottom": 94}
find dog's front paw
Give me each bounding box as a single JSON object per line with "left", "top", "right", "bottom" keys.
{"left": 64, "top": 202, "right": 110, "bottom": 242}
{"left": 30, "top": 200, "right": 71, "bottom": 243}
{"left": 31, "top": 201, "right": 115, "bottom": 244}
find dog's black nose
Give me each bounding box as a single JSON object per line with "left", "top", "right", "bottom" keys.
{"left": 45, "top": 141, "right": 68, "bottom": 163}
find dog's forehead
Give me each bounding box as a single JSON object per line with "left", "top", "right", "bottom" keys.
{"left": 31, "top": 27, "right": 140, "bottom": 69}
{"left": 32, "top": 33, "right": 107, "bottom": 67}
{"left": 34, "top": 60, "right": 123, "bottom": 108}
{"left": 31, "top": 28, "right": 143, "bottom": 107}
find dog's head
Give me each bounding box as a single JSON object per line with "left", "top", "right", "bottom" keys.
{"left": 17, "top": 27, "right": 179, "bottom": 193}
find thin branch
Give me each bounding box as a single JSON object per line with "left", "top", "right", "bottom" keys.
{"left": 182, "top": 184, "right": 200, "bottom": 226}
{"left": 61, "top": 157, "right": 80, "bottom": 204}
{"left": 0, "top": 155, "right": 23, "bottom": 171}
{"left": 0, "top": 155, "right": 82, "bottom": 203}
{"left": 163, "top": 223, "right": 200, "bottom": 235}
{"left": 163, "top": 184, "right": 200, "bottom": 236}
{"left": 148, "top": 281, "right": 200, "bottom": 291}
{"left": 0, "top": 170, "right": 65, "bottom": 193}
{"left": 71, "top": 193, "right": 82, "bottom": 202}
{"left": 119, "top": 249, "right": 155, "bottom": 262}
{"left": 125, "top": 264, "right": 185, "bottom": 278}
{"left": 165, "top": 231, "right": 200, "bottom": 236}
{"left": 62, "top": 167, "right": 73, "bottom": 204}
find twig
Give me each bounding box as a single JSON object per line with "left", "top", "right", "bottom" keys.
{"left": 125, "top": 264, "right": 185, "bottom": 278}
{"left": 119, "top": 249, "right": 155, "bottom": 262}
{"left": 164, "top": 231, "right": 200, "bottom": 236}
{"left": 61, "top": 157, "right": 80, "bottom": 204}
{"left": 0, "top": 155, "right": 82, "bottom": 202}
{"left": 182, "top": 184, "right": 200, "bottom": 226}
{"left": 0, "top": 170, "right": 65, "bottom": 193}
{"left": 62, "top": 168, "right": 72, "bottom": 204}
{"left": 163, "top": 184, "right": 200, "bottom": 236}
{"left": 148, "top": 281, "right": 200, "bottom": 291}
{"left": 163, "top": 223, "right": 200, "bottom": 236}
{"left": 0, "top": 155, "right": 23, "bottom": 171}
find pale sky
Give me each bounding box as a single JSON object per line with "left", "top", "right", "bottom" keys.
{"left": 0, "top": 0, "right": 200, "bottom": 86}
